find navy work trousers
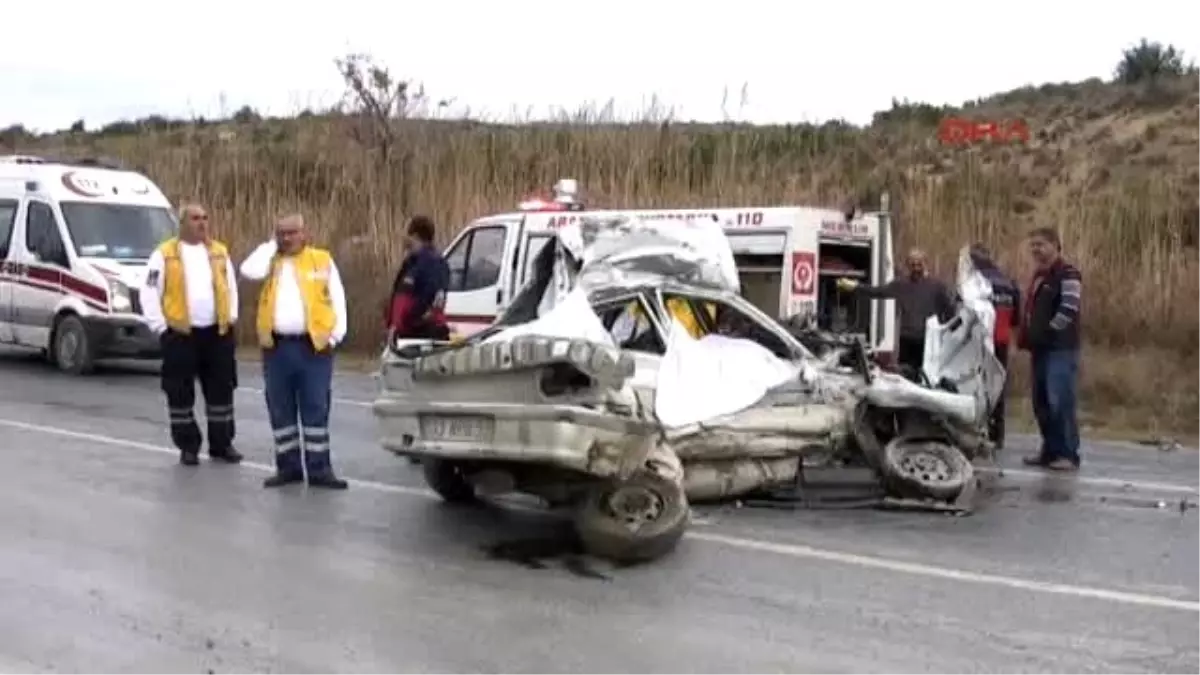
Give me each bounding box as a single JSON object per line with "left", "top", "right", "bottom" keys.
{"left": 262, "top": 335, "right": 336, "bottom": 479}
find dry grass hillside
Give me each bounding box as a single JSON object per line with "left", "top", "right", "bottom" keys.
{"left": 3, "top": 56, "right": 1198, "bottom": 438}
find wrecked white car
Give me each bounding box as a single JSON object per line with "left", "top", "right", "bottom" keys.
{"left": 372, "top": 216, "right": 1006, "bottom": 564}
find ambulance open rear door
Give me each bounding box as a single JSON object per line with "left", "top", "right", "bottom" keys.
{"left": 725, "top": 229, "right": 789, "bottom": 318}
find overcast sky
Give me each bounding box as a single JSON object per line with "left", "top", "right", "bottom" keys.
{"left": 2, "top": 0, "right": 1198, "bottom": 133}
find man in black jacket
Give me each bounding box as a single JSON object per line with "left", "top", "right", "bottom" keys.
{"left": 1018, "top": 227, "right": 1083, "bottom": 471}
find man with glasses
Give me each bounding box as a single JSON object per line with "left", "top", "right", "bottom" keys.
{"left": 241, "top": 212, "right": 349, "bottom": 489}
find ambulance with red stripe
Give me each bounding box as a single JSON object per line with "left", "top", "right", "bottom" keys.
{"left": 439, "top": 179, "right": 899, "bottom": 361}
{"left": 0, "top": 155, "right": 175, "bottom": 374}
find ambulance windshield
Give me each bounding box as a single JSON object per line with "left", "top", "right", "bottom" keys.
{"left": 60, "top": 202, "right": 176, "bottom": 261}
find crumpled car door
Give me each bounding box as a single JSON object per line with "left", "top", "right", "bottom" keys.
{"left": 920, "top": 247, "right": 1007, "bottom": 426}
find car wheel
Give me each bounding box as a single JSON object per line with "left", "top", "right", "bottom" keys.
{"left": 421, "top": 459, "right": 478, "bottom": 504}
{"left": 52, "top": 314, "right": 95, "bottom": 375}
{"left": 574, "top": 471, "right": 690, "bottom": 565}
{"left": 881, "top": 437, "right": 969, "bottom": 501}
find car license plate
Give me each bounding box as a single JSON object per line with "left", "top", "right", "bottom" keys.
{"left": 419, "top": 414, "right": 494, "bottom": 443}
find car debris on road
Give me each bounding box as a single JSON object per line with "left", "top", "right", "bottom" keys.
{"left": 372, "top": 215, "right": 1008, "bottom": 564}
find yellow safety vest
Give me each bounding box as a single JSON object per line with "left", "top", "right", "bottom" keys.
{"left": 256, "top": 246, "right": 338, "bottom": 350}
{"left": 627, "top": 298, "right": 716, "bottom": 339}
{"left": 157, "top": 237, "right": 233, "bottom": 335}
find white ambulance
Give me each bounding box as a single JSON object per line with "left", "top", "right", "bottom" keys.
{"left": 0, "top": 155, "right": 174, "bottom": 374}
{"left": 437, "top": 179, "right": 899, "bottom": 360}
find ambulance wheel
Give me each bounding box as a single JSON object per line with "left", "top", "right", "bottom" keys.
{"left": 51, "top": 314, "right": 95, "bottom": 375}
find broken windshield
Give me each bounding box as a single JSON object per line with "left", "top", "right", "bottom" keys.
{"left": 60, "top": 201, "right": 175, "bottom": 261}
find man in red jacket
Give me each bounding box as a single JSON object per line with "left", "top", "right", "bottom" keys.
{"left": 969, "top": 244, "right": 1021, "bottom": 450}
{"left": 386, "top": 216, "right": 450, "bottom": 340}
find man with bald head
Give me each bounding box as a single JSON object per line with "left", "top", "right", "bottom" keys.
{"left": 837, "top": 247, "right": 956, "bottom": 378}
{"left": 240, "top": 212, "right": 349, "bottom": 489}
{"left": 141, "top": 203, "right": 243, "bottom": 466}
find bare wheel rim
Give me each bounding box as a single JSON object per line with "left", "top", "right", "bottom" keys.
{"left": 58, "top": 330, "right": 79, "bottom": 368}
{"left": 604, "top": 485, "right": 666, "bottom": 528}
{"left": 897, "top": 444, "right": 954, "bottom": 485}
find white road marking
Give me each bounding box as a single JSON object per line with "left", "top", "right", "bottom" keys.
{"left": 2, "top": 416, "right": 1196, "bottom": 614}
{"left": 687, "top": 531, "right": 1200, "bottom": 613}
{"left": 992, "top": 467, "right": 1197, "bottom": 495}
{"left": 0, "top": 416, "right": 431, "bottom": 498}
{"left": 237, "top": 388, "right": 1200, "bottom": 497}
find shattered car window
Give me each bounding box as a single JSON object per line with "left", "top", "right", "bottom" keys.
{"left": 594, "top": 295, "right": 667, "bottom": 354}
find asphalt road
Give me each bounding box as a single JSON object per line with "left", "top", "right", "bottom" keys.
{"left": 0, "top": 348, "right": 1197, "bottom": 674}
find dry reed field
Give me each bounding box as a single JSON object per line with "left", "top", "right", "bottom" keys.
{"left": 5, "top": 59, "right": 1198, "bottom": 438}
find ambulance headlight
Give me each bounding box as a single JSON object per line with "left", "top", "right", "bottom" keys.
{"left": 107, "top": 278, "right": 132, "bottom": 312}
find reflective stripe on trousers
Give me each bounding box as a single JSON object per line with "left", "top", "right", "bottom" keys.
{"left": 273, "top": 424, "right": 301, "bottom": 454}
{"left": 205, "top": 403, "right": 236, "bottom": 424}
{"left": 303, "top": 426, "right": 329, "bottom": 454}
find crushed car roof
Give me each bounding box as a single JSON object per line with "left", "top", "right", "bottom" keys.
{"left": 562, "top": 214, "right": 742, "bottom": 296}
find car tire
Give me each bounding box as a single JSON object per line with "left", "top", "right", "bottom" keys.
{"left": 574, "top": 471, "right": 690, "bottom": 565}
{"left": 881, "top": 437, "right": 969, "bottom": 501}
{"left": 421, "top": 459, "right": 479, "bottom": 504}
{"left": 52, "top": 314, "right": 95, "bottom": 376}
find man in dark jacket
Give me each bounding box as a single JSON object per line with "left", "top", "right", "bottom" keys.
{"left": 837, "top": 247, "right": 956, "bottom": 379}
{"left": 969, "top": 244, "right": 1021, "bottom": 450}
{"left": 387, "top": 216, "right": 451, "bottom": 340}
{"left": 1018, "top": 227, "right": 1083, "bottom": 471}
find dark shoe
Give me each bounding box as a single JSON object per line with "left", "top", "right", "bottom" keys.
{"left": 1021, "top": 453, "right": 1049, "bottom": 467}
{"left": 180, "top": 451, "right": 200, "bottom": 466}
{"left": 209, "top": 447, "right": 244, "bottom": 464}
{"left": 308, "top": 473, "right": 349, "bottom": 490}
{"left": 1046, "top": 457, "right": 1080, "bottom": 472}
{"left": 263, "top": 473, "right": 304, "bottom": 488}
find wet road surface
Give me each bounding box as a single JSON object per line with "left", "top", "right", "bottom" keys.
{"left": 0, "top": 349, "right": 1197, "bottom": 673}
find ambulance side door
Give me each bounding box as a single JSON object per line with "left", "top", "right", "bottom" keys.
{"left": 12, "top": 198, "right": 70, "bottom": 348}
{"left": 441, "top": 218, "right": 520, "bottom": 336}
{"left": 0, "top": 198, "right": 18, "bottom": 343}
{"left": 518, "top": 232, "right": 554, "bottom": 287}
{"left": 872, "top": 213, "right": 896, "bottom": 353}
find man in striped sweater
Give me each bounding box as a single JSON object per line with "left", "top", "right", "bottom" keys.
{"left": 1018, "top": 227, "right": 1083, "bottom": 471}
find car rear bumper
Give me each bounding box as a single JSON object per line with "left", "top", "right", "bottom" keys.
{"left": 372, "top": 399, "right": 655, "bottom": 478}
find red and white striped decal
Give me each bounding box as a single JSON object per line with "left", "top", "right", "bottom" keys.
{"left": 0, "top": 261, "right": 110, "bottom": 313}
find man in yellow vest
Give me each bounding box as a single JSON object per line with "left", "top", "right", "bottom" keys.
{"left": 140, "top": 203, "right": 243, "bottom": 466}
{"left": 240, "top": 212, "right": 349, "bottom": 489}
